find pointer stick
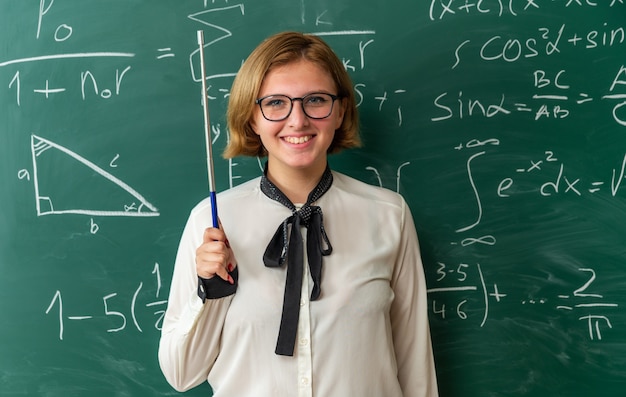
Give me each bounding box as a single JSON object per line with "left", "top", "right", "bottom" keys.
{"left": 197, "top": 30, "right": 219, "bottom": 228}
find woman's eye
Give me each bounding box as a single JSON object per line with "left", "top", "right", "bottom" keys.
{"left": 265, "top": 98, "right": 286, "bottom": 107}
{"left": 306, "top": 96, "right": 326, "bottom": 105}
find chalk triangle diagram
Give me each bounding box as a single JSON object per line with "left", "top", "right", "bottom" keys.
{"left": 30, "top": 135, "right": 159, "bottom": 217}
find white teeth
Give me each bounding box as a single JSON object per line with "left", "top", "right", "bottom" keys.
{"left": 284, "top": 136, "right": 311, "bottom": 144}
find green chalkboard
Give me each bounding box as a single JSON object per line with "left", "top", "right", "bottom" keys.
{"left": 2, "top": 1, "right": 626, "bottom": 396}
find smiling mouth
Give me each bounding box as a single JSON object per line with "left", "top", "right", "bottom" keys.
{"left": 283, "top": 135, "right": 312, "bottom": 144}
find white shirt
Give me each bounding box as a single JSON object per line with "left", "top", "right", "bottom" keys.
{"left": 158, "top": 171, "right": 438, "bottom": 397}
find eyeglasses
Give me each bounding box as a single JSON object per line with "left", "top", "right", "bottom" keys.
{"left": 255, "top": 93, "right": 340, "bottom": 122}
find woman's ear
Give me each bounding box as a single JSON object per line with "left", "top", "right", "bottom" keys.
{"left": 250, "top": 118, "right": 260, "bottom": 136}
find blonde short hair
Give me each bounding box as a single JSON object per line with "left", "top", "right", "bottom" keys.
{"left": 223, "top": 31, "right": 361, "bottom": 158}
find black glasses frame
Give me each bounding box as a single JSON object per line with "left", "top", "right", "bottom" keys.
{"left": 255, "top": 93, "right": 340, "bottom": 122}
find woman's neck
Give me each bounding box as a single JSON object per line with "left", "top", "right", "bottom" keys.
{"left": 266, "top": 162, "right": 327, "bottom": 204}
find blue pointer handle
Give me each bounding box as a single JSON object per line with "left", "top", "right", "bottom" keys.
{"left": 210, "top": 191, "right": 218, "bottom": 228}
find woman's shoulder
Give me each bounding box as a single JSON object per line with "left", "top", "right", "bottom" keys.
{"left": 217, "top": 176, "right": 262, "bottom": 200}
{"left": 331, "top": 171, "right": 406, "bottom": 207}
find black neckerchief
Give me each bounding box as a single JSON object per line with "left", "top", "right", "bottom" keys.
{"left": 260, "top": 164, "right": 333, "bottom": 356}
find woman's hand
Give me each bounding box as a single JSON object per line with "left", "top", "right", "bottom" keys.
{"left": 196, "top": 227, "right": 236, "bottom": 284}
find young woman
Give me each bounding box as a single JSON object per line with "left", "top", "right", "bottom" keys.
{"left": 158, "top": 31, "right": 439, "bottom": 397}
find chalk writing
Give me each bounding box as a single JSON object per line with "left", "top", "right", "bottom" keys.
{"left": 366, "top": 162, "right": 411, "bottom": 193}
{"left": 188, "top": 4, "right": 246, "bottom": 83}
{"left": 0, "top": 52, "right": 135, "bottom": 69}
{"left": 5, "top": 65, "right": 133, "bottom": 104}
{"left": 429, "top": 263, "right": 619, "bottom": 339}
{"left": 431, "top": 1, "right": 624, "bottom": 21}
{"left": 432, "top": 65, "right": 626, "bottom": 126}
{"left": 451, "top": 23, "right": 625, "bottom": 68}
{"left": 45, "top": 263, "right": 166, "bottom": 340}
{"left": 429, "top": 0, "right": 532, "bottom": 20}
{"left": 456, "top": 151, "right": 487, "bottom": 233}
{"left": 500, "top": 150, "right": 626, "bottom": 197}
{"left": 428, "top": 263, "right": 503, "bottom": 326}
{"left": 556, "top": 268, "right": 619, "bottom": 340}
{"left": 4, "top": 59, "right": 134, "bottom": 106}
{"left": 156, "top": 48, "right": 175, "bottom": 59}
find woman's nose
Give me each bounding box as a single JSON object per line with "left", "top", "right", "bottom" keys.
{"left": 287, "top": 99, "right": 309, "bottom": 127}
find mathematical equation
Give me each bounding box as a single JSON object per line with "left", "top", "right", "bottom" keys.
{"left": 430, "top": 0, "right": 624, "bottom": 21}
{"left": 427, "top": 262, "right": 504, "bottom": 327}
{"left": 45, "top": 263, "right": 166, "bottom": 340}
{"left": 432, "top": 66, "right": 626, "bottom": 126}
{"left": 555, "top": 268, "right": 619, "bottom": 341}
{"left": 427, "top": 263, "right": 619, "bottom": 340}
{"left": 502, "top": 150, "right": 626, "bottom": 198}
{"left": 453, "top": 139, "right": 626, "bottom": 210}
{"left": 450, "top": 23, "right": 625, "bottom": 67}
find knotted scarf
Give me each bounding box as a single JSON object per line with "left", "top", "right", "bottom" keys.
{"left": 260, "top": 165, "right": 333, "bottom": 356}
